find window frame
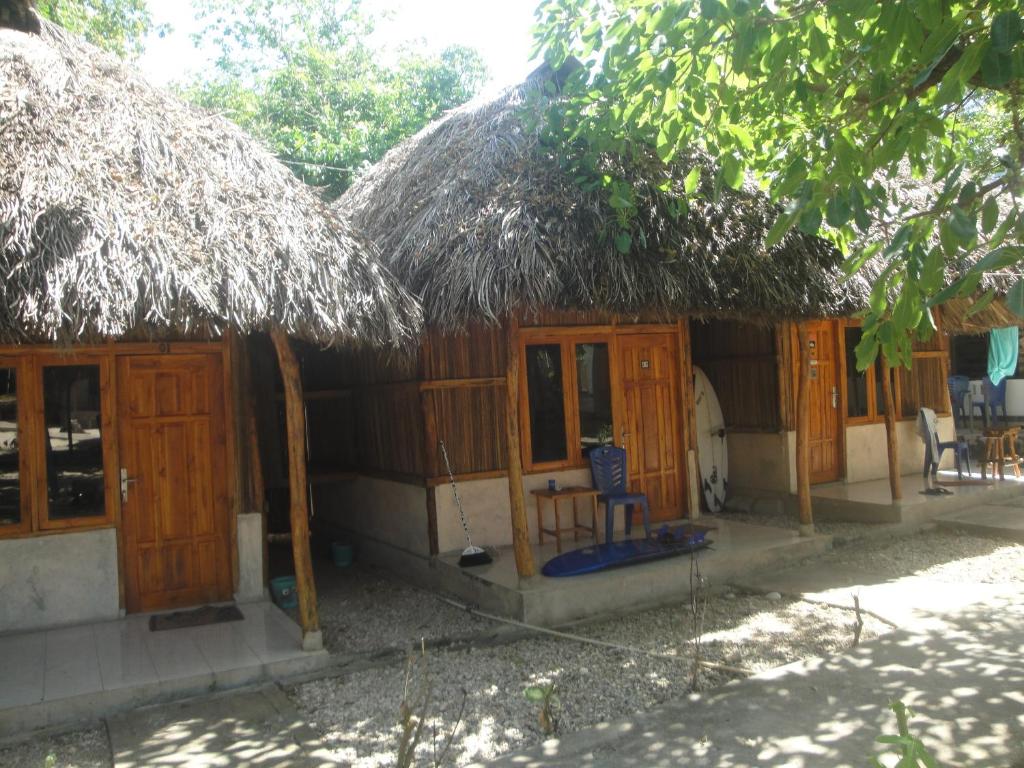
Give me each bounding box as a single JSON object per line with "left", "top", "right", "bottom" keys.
{"left": 0, "top": 355, "right": 32, "bottom": 537}
{"left": 518, "top": 331, "right": 616, "bottom": 472}
{"left": 35, "top": 355, "right": 117, "bottom": 532}
{"left": 0, "top": 353, "right": 118, "bottom": 539}
{"left": 839, "top": 320, "right": 898, "bottom": 426}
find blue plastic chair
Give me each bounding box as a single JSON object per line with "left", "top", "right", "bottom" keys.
{"left": 588, "top": 446, "right": 651, "bottom": 543}
{"left": 982, "top": 376, "right": 1008, "bottom": 427}
{"left": 947, "top": 375, "right": 970, "bottom": 428}
{"left": 919, "top": 407, "right": 971, "bottom": 480}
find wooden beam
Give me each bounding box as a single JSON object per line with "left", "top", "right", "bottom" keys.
{"left": 881, "top": 356, "right": 902, "bottom": 501}
{"left": 795, "top": 323, "right": 814, "bottom": 536}
{"left": 505, "top": 317, "right": 536, "bottom": 578}
{"left": 677, "top": 319, "right": 701, "bottom": 520}
{"left": 269, "top": 328, "right": 322, "bottom": 650}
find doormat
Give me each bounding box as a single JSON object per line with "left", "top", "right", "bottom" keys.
{"left": 149, "top": 604, "right": 244, "bottom": 632}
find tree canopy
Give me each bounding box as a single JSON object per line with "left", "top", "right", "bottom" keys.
{"left": 185, "top": 0, "right": 489, "bottom": 199}
{"left": 36, "top": 0, "right": 163, "bottom": 57}
{"left": 534, "top": 0, "right": 1023, "bottom": 368}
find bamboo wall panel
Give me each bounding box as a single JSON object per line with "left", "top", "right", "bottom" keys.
{"left": 424, "top": 323, "right": 505, "bottom": 381}
{"left": 691, "top": 320, "right": 780, "bottom": 431}
{"left": 897, "top": 357, "right": 950, "bottom": 418}
{"left": 430, "top": 386, "right": 507, "bottom": 475}
{"left": 354, "top": 384, "right": 425, "bottom": 476}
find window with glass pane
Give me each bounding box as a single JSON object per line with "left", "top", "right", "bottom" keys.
{"left": 575, "top": 343, "right": 613, "bottom": 459}
{"left": 0, "top": 368, "right": 19, "bottom": 528}
{"left": 43, "top": 365, "right": 105, "bottom": 521}
{"left": 525, "top": 344, "right": 567, "bottom": 463}
{"left": 845, "top": 328, "right": 870, "bottom": 418}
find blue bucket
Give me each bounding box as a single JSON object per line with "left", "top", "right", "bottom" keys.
{"left": 269, "top": 575, "right": 298, "bottom": 609}
{"left": 331, "top": 542, "right": 354, "bottom": 567}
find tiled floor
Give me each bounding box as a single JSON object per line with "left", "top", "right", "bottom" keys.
{"left": 812, "top": 469, "right": 1024, "bottom": 507}
{"left": 0, "top": 600, "right": 326, "bottom": 734}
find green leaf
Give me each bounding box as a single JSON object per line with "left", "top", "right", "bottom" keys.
{"left": 992, "top": 11, "right": 1023, "bottom": 53}
{"left": 949, "top": 207, "right": 977, "bottom": 242}
{"left": 982, "top": 197, "right": 1000, "bottom": 234}
{"left": 524, "top": 686, "right": 546, "bottom": 702}
{"left": 721, "top": 155, "right": 743, "bottom": 190}
{"left": 981, "top": 43, "right": 1014, "bottom": 87}
{"left": 966, "top": 288, "right": 997, "bottom": 318}
{"left": 614, "top": 231, "right": 632, "bottom": 253}
{"left": 765, "top": 207, "right": 798, "bottom": 249}
{"left": 683, "top": 166, "right": 701, "bottom": 195}
{"left": 1006, "top": 279, "right": 1024, "bottom": 317}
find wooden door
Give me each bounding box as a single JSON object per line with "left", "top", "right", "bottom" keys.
{"left": 616, "top": 333, "right": 684, "bottom": 522}
{"left": 801, "top": 322, "right": 842, "bottom": 484}
{"left": 118, "top": 353, "right": 232, "bottom": 613}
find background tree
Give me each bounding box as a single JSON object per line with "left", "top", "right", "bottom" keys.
{"left": 37, "top": 0, "right": 163, "bottom": 57}
{"left": 186, "top": 0, "right": 489, "bottom": 198}
{"left": 534, "top": 0, "right": 1023, "bottom": 368}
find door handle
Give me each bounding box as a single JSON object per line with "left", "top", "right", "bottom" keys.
{"left": 831, "top": 386, "right": 839, "bottom": 409}
{"left": 120, "top": 467, "right": 139, "bottom": 502}
{"left": 621, "top": 430, "right": 630, "bottom": 448}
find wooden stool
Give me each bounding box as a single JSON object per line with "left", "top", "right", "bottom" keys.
{"left": 982, "top": 427, "right": 1021, "bottom": 480}
{"left": 530, "top": 486, "right": 599, "bottom": 554}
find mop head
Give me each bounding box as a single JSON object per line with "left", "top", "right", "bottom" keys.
{"left": 459, "top": 545, "right": 492, "bottom": 567}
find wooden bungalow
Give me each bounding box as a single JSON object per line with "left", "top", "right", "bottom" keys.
{"left": 302, "top": 65, "right": 962, "bottom": 583}
{"left": 0, "top": 14, "right": 419, "bottom": 647}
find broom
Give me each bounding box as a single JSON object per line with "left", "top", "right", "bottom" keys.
{"left": 439, "top": 439, "right": 493, "bottom": 567}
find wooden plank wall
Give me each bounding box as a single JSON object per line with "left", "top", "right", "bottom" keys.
{"left": 897, "top": 328, "right": 952, "bottom": 418}
{"left": 690, "top": 319, "right": 781, "bottom": 431}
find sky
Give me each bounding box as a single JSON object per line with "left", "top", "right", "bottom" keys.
{"left": 138, "top": 0, "right": 542, "bottom": 93}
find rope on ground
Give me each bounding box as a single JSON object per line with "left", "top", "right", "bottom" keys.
{"left": 795, "top": 596, "right": 901, "bottom": 629}
{"left": 434, "top": 595, "right": 754, "bottom": 677}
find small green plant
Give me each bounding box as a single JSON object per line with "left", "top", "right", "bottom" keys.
{"left": 524, "top": 683, "right": 559, "bottom": 736}
{"left": 871, "top": 700, "right": 940, "bottom": 768}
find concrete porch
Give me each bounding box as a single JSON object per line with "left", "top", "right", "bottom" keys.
{"left": 810, "top": 469, "right": 1024, "bottom": 524}
{"left": 0, "top": 600, "right": 328, "bottom": 737}
{"left": 434, "top": 516, "right": 831, "bottom": 626}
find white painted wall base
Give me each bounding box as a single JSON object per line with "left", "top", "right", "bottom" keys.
{"left": 235, "top": 512, "right": 265, "bottom": 602}
{"left": 0, "top": 528, "right": 119, "bottom": 634}
{"left": 314, "top": 476, "right": 430, "bottom": 556}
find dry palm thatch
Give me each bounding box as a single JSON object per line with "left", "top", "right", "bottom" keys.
{"left": 340, "top": 65, "right": 869, "bottom": 332}
{"left": 856, "top": 167, "right": 1023, "bottom": 335}
{"left": 0, "top": 14, "right": 421, "bottom": 347}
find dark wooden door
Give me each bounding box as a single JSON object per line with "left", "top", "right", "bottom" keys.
{"left": 802, "top": 322, "right": 842, "bottom": 484}
{"left": 118, "top": 353, "right": 232, "bottom": 613}
{"left": 615, "top": 333, "right": 684, "bottom": 522}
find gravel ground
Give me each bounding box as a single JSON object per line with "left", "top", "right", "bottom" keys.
{"left": 313, "top": 565, "right": 496, "bottom": 653}
{"left": 828, "top": 527, "right": 1024, "bottom": 583}
{"left": 292, "top": 593, "right": 888, "bottom": 767}
{"left": 0, "top": 726, "right": 109, "bottom": 768}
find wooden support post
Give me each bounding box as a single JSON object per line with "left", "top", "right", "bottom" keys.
{"left": 505, "top": 316, "right": 536, "bottom": 578}
{"left": 795, "top": 323, "right": 814, "bottom": 536}
{"left": 269, "top": 328, "right": 322, "bottom": 650}
{"left": 677, "top": 319, "right": 700, "bottom": 520}
{"left": 881, "top": 356, "right": 902, "bottom": 501}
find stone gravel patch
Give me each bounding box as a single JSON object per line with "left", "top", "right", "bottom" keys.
{"left": 291, "top": 593, "right": 886, "bottom": 767}
{"left": 0, "top": 725, "right": 110, "bottom": 768}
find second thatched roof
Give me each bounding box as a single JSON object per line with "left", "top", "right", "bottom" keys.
{"left": 0, "top": 14, "right": 420, "bottom": 346}
{"left": 340, "top": 65, "right": 868, "bottom": 331}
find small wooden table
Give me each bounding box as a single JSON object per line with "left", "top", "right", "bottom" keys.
{"left": 982, "top": 427, "right": 1021, "bottom": 480}
{"left": 531, "top": 486, "right": 600, "bottom": 553}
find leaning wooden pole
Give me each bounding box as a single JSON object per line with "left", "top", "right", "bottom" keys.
{"left": 795, "top": 323, "right": 814, "bottom": 536}
{"left": 270, "top": 328, "right": 322, "bottom": 650}
{"left": 505, "top": 317, "right": 536, "bottom": 578}
{"left": 881, "top": 356, "right": 902, "bottom": 501}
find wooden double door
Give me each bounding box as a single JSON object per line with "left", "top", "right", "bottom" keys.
{"left": 800, "top": 321, "right": 842, "bottom": 484}
{"left": 614, "top": 333, "right": 685, "bottom": 522}
{"left": 118, "top": 353, "right": 233, "bottom": 613}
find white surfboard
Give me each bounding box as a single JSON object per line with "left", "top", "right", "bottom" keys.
{"left": 694, "top": 367, "right": 728, "bottom": 513}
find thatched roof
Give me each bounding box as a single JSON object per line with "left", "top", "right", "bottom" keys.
{"left": 0, "top": 15, "right": 420, "bottom": 346}
{"left": 858, "top": 168, "right": 1022, "bottom": 335}
{"left": 340, "top": 65, "right": 869, "bottom": 331}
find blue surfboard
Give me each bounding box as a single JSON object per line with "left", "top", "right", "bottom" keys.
{"left": 542, "top": 528, "right": 711, "bottom": 578}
